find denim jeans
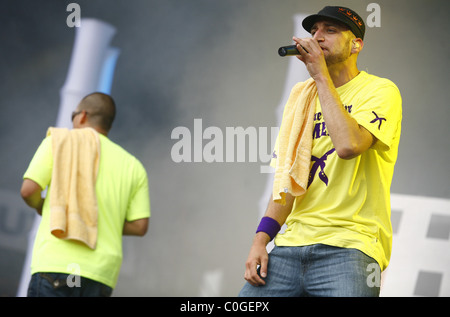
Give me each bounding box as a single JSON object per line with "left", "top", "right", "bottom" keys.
{"left": 27, "top": 273, "right": 113, "bottom": 297}
{"left": 239, "top": 244, "right": 380, "bottom": 297}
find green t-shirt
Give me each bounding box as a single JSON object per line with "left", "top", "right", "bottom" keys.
{"left": 24, "top": 132, "right": 150, "bottom": 288}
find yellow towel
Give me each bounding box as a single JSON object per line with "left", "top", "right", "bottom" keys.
{"left": 47, "top": 127, "right": 100, "bottom": 249}
{"left": 273, "top": 78, "right": 317, "bottom": 205}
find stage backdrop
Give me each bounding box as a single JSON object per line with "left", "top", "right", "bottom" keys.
{"left": 0, "top": 0, "right": 449, "bottom": 296}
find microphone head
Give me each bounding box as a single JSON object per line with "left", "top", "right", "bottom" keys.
{"left": 278, "top": 45, "right": 300, "bottom": 57}
{"left": 278, "top": 47, "right": 288, "bottom": 57}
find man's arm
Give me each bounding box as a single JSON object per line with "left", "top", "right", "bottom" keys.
{"left": 294, "top": 37, "right": 375, "bottom": 159}
{"left": 123, "top": 218, "right": 149, "bottom": 236}
{"left": 313, "top": 74, "right": 375, "bottom": 159}
{"left": 244, "top": 193, "right": 295, "bottom": 286}
{"left": 21, "top": 179, "right": 44, "bottom": 216}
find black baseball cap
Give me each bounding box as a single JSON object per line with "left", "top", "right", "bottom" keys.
{"left": 302, "top": 6, "right": 365, "bottom": 40}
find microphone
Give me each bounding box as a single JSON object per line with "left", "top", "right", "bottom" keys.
{"left": 278, "top": 45, "right": 300, "bottom": 57}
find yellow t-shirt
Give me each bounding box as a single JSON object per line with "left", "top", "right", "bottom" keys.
{"left": 23, "top": 133, "right": 151, "bottom": 288}
{"left": 272, "top": 71, "right": 402, "bottom": 271}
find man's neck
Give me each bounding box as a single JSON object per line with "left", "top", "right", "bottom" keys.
{"left": 327, "top": 62, "right": 360, "bottom": 88}
{"left": 76, "top": 124, "right": 108, "bottom": 137}
{"left": 94, "top": 128, "right": 108, "bottom": 137}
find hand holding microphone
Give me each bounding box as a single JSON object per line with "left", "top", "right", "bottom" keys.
{"left": 280, "top": 37, "right": 329, "bottom": 81}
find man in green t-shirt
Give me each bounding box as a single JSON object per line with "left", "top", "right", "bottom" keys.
{"left": 21, "top": 92, "right": 151, "bottom": 297}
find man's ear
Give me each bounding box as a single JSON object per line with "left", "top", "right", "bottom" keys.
{"left": 352, "top": 38, "right": 364, "bottom": 53}
{"left": 79, "top": 110, "right": 89, "bottom": 124}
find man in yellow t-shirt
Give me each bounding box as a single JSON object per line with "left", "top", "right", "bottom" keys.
{"left": 240, "top": 6, "right": 402, "bottom": 297}
{"left": 21, "top": 93, "right": 151, "bottom": 296}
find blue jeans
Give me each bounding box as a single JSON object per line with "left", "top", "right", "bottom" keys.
{"left": 239, "top": 244, "right": 380, "bottom": 297}
{"left": 27, "top": 273, "right": 113, "bottom": 297}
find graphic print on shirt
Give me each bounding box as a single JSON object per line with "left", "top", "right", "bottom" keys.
{"left": 308, "top": 148, "right": 336, "bottom": 188}
{"left": 370, "top": 111, "right": 386, "bottom": 130}
{"left": 308, "top": 103, "right": 352, "bottom": 188}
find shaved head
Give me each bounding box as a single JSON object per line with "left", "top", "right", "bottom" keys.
{"left": 77, "top": 92, "right": 116, "bottom": 132}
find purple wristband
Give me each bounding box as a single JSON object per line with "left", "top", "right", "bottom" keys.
{"left": 256, "top": 217, "right": 281, "bottom": 241}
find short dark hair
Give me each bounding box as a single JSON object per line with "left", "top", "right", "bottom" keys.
{"left": 78, "top": 92, "right": 116, "bottom": 132}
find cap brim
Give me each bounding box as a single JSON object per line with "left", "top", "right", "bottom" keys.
{"left": 302, "top": 13, "right": 363, "bottom": 40}
{"left": 302, "top": 14, "right": 323, "bottom": 33}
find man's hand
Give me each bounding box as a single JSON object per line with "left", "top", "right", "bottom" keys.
{"left": 243, "top": 194, "right": 295, "bottom": 286}
{"left": 244, "top": 232, "right": 270, "bottom": 286}
{"left": 293, "top": 36, "right": 329, "bottom": 81}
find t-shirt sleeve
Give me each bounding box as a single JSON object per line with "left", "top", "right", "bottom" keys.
{"left": 352, "top": 80, "right": 402, "bottom": 152}
{"left": 23, "top": 136, "right": 53, "bottom": 189}
{"left": 126, "top": 159, "right": 151, "bottom": 222}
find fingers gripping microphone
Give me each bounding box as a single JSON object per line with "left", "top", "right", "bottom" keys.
{"left": 278, "top": 44, "right": 300, "bottom": 57}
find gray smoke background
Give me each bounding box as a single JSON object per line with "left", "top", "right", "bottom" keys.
{"left": 0, "top": 0, "right": 449, "bottom": 296}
